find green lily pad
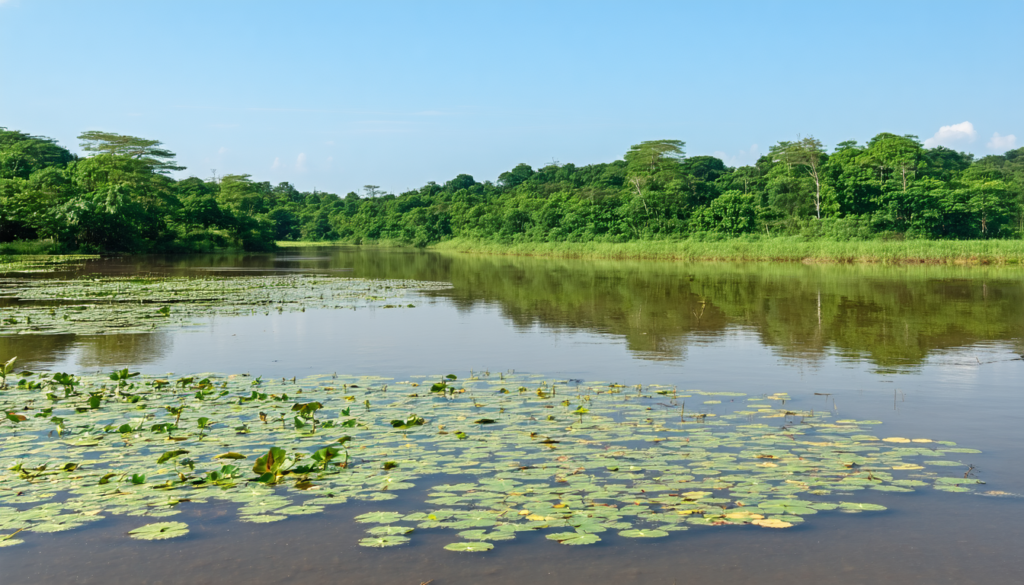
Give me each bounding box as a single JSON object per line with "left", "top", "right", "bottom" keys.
{"left": 128, "top": 521, "right": 189, "bottom": 540}
{"left": 546, "top": 532, "right": 601, "bottom": 545}
{"left": 354, "top": 511, "right": 404, "bottom": 524}
{"left": 444, "top": 541, "right": 495, "bottom": 552}
{"left": 838, "top": 502, "right": 887, "bottom": 512}
{"left": 359, "top": 535, "right": 410, "bottom": 547}
{"left": 619, "top": 529, "right": 669, "bottom": 538}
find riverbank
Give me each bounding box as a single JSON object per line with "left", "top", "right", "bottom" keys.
{"left": 428, "top": 238, "right": 1024, "bottom": 265}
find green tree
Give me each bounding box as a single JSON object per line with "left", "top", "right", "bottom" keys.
{"left": 0, "top": 129, "right": 75, "bottom": 180}
{"left": 623, "top": 140, "right": 686, "bottom": 221}
{"left": 78, "top": 131, "right": 184, "bottom": 174}
{"left": 770, "top": 137, "right": 828, "bottom": 219}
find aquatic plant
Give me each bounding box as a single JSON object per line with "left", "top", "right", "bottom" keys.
{"left": 0, "top": 368, "right": 986, "bottom": 551}
{"left": 0, "top": 275, "right": 451, "bottom": 336}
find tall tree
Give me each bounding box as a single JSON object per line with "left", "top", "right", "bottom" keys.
{"left": 864, "top": 133, "right": 924, "bottom": 193}
{"left": 623, "top": 140, "right": 686, "bottom": 218}
{"left": 78, "top": 131, "right": 184, "bottom": 174}
{"left": 771, "top": 137, "right": 828, "bottom": 219}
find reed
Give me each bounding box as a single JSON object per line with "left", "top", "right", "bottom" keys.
{"left": 428, "top": 237, "right": 1024, "bottom": 265}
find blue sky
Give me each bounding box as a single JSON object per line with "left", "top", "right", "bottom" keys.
{"left": 1, "top": 1, "right": 1021, "bottom": 195}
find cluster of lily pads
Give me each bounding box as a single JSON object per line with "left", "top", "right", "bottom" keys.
{"left": 0, "top": 364, "right": 983, "bottom": 550}
{"left": 0, "top": 275, "right": 449, "bottom": 335}
{"left": 0, "top": 255, "right": 97, "bottom": 275}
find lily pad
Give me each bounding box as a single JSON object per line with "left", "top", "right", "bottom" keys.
{"left": 444, "top": 541, "right": 494, "bottom": 552}
{"left": 359, "top": 535, "right": 410, "bottom": 547}
{"left": 546, "top": 532, "right": 601, "bottom": 545}
{"left": 128, "top": 521, "right": 189, "bottom": 540}
{"left": 619, "top": 529, "right": 669, "bottom": 538}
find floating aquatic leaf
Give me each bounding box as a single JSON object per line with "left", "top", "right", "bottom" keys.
{"left": 444, "top": 541, "right": 494, "bottom": 552}
{"left": 214, "top": 452, "right": 247, "bottom": 460}
{"left": 838, "top": 502, "right": 887, "bottom": 512}
{"left": 752, "top": 519, "right": 793, "bottom": 528}
{"left": 619, "top": 529, "right": 669, "bottom": 538}
{"left": 354, "top": 511, "right": 404, "bottom": 524}
{"left": 239, "top": 515, "right": 287, "bottom": 523}
{"left": 546, "top": 532, "right": 601, "bottom": 545}
{"left": 128, "top": 521, "right": 189, "bottom": 540}
{"left": 359, "top": 535, "right": 410, "bottom": 548}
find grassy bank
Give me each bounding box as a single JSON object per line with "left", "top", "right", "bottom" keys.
{"left": 428, "top": 237, "right": 1024, "bottom": 265}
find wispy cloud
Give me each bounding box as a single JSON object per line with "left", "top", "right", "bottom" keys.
{"left": 218, "top": 147, "right": 228, "bottom": 155}
{"left": 923, "top": 121, "right": 977, "bottom": 149}
{"left": 296, "top": 153, "right": 307, "bottom": 172}
{"left": 271, "top": 157, "right": 281, "bottom": 170}
{"left": 987, "top": 132, "right": 1017, "bottom": 152}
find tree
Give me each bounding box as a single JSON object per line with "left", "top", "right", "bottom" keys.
{"left": 498, "top": 164, "right": 534, "bottom": 189}
{"left": 78, "top": 131, "right": 184, "bottom": 174}
{"left": 218, "top": 175, "right": 266, "bottom": 217}
{"left": 680, "top": 156, "right": 727, "bottom": 182}
{"left": 864, "top": 133, "right": 924, "bottom": 193}
{"left": 690, "top": 191, "right": 760, "bottom": 235}
{"left": 0, "top": 129, "right": 75, "bottom": 180}
{"left": 771, "top": 137, "right": 828, "bottom": 219}
{"left": 623, "top": 140, "right": 686, "bottom": 219}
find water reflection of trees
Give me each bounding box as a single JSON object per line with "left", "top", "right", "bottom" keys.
{"left": 279, "top": 247, "right": 1022, "bottom": 369}
{"left": 1, "top": 333, "right": 172, "bottom": 371}
{"left": 37, "top": 247, "right": 1024, "bottom": 370}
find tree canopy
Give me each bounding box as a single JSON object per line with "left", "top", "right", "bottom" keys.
{"left": 1, "top": 126, "right": 1021, "bottom": 253}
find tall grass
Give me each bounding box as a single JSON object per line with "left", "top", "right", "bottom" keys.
{"left": 430, "top": 237, "right": 1024, "bottom": 265}
{"left": 0, "top": 240, "right": 57, "bottom": 255}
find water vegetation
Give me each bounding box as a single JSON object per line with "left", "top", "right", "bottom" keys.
{"left": 0, "top": 275, "right": 446, "bottom": 336}
{"left": 0, "top": 255, "right": 98, "bottom": 274}
{"left": 0, "top": 367, "right": 984, "bottom": 551}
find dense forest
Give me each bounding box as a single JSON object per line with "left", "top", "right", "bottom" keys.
{"left": 1, "top": 127, "right": 1022, "bottom": 253}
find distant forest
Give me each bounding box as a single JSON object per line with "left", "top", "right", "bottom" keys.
{"left": 1, "top": 128, "right": 1022, "bottom": 253}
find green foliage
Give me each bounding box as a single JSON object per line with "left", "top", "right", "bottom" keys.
{"left": 3, "top": 126, "right": 1022, "bottom": 254}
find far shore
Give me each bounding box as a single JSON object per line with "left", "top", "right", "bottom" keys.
{"left": 276, "top": 237, "right": 1024, "bottom": 266}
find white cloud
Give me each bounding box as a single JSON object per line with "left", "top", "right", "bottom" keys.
{"left": 218, "top": 146, "right": 228, "bottom": 155}
{"left": 271, "top": 157, "right": 281, "bottom": 169}
{"left": 296, "top": 153, "right": 307, "bottom": 171}
{"left": 712, "top": 144, "right": 760, "bottom": 168}
{"left": 987, "top": 132, "right": 1017, "bottom": 152}
{"left": 923, "top": 121, "right": 977, "bottom": 148}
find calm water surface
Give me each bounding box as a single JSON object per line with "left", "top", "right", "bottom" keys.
{"left": 2, "top": 247, "right": 1022, "bottom": 584}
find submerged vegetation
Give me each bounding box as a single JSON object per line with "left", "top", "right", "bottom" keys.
{"left": 2, "top": 128, "right": 1022, "bottom": 255}
{"left": 0, "top": 368, "right": 984, "bottom": 550}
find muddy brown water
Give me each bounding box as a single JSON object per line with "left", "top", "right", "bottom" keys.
{"left": 2, "top": 247, "right": 1022, "bottom": 584}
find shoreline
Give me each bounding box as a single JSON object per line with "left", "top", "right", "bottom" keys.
{"left": 278, "top": 238, "right": 1024, "bottom": 266}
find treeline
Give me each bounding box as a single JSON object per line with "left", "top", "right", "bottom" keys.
{"left": 2, "top": 128, "right": 1022, "bottom": 253}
